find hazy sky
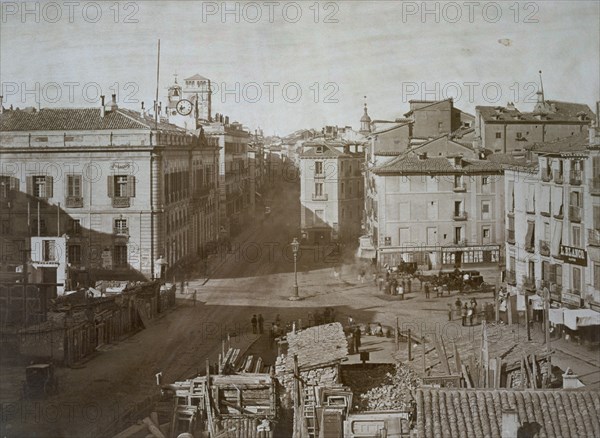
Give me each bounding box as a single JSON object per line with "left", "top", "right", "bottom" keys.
{"left": 1, "top": 1, "right": 599, "bottom": 135}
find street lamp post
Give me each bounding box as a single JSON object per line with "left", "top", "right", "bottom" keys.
{"left": 289, "top": 237, "right": 301, "bottom": 301}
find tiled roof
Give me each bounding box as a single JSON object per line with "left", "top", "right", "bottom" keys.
{"left": 285, "top": 322, "right": 348, "bottom": 371}
{"left": 488, "top": 153, "right": 536, "bottom": 169}
{"left": 371, "top": 122, "right": 411, "bottom": 135}
{"left": 373, "top": 156, "right": 500, "bottom": 175}
{"left": 477, "top": 101, "right": 594, "bottom": 123}
{"left": 0, "top": 108, "right": 185, "bottom": 133}
{"left": 299, "top": 139, "right": 363, "bottom": 158}
{"left": 415, "top": 388, "right": 600, "bottom": 438}
{"left": 527, "top": 132, "right": 589, "bottom": 154}
{"left": 184, "top": 73, "right": 210, "bottom": 81}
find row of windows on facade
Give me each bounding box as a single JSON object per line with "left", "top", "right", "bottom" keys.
{"left": 394, "top": 226, "right": 492, "bottom": 246}
{"left": 39, "top": 239, "right": 128, "bottom": 268}
{"left": 507, "top": 186, "right": 585, "bottom": 216}
{"left": 313, "top": 161, "right": 361, "bottom": 177}
{"left": 508, "top": 206, "right": 600, "bottom": 252}
{"left": 368, "top": 175, "right": 496, "bottom": 194}
{"left": 312, "top": 181, "right": 363, "bottom": 198}
{"left": 509, "top": 257, "right": 599, "bottom": 294}
{"left": 0, "top": 173, "right": 216, "bottom": 204}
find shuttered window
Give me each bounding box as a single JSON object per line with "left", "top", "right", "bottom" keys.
{"left": 27, "top": 175, "right": 53, "bottom": 198}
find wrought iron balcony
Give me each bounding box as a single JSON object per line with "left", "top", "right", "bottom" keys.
{"left": 112, "top": 196, "right": 131, "bottom": 208}
{"left": 539, "top": 240, "right": 550, "bottom": 256}
{"left": 588, "top": 228, "right": 600, "bottom": 247}
{"left": 453, "top": 211, "right": 468, "bottom": 221}
{"left": 553, "top": 170, "right": 563, "bottom": 184}
{"left": 66, "top": 196, "right": 83, "bottom": 208}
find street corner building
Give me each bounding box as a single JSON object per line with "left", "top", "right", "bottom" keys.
{"left": 0, "top": 95, "right": 220, "bottom": 292}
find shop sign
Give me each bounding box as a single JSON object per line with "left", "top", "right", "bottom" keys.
{"left": 559, "top": 245, "right": 587, "bottom": 266}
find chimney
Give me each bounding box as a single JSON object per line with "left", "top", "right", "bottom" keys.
{"left": 0, "top": 95, "right": 3, "bottom": 114}
{"left": 501, "top": 409, "right": 519, "bottom": 438}
{"left": 418, "top": 152, "right": 428, "bottom": 160}
{"left": 110, "top": 94, "right": 118, "bottom": 111}
{"left": 141, "top": 101, "right": 145, "bottom": 116}
{"left": 506, "top": 102, "right": 515, "bottom": 111}
{"left": 100, "top": 95, "right": 106, "bottom": 118}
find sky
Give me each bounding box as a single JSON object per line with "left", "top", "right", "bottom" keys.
{"left": 1, "top": 1, "right": 599, "bottom": 136}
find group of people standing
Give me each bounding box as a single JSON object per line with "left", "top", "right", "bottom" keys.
{"left": 377, "top": 269, "right": 413, "bottom": 300}
{"left": 447, "top": 298, "right": 478, "bottom": 326}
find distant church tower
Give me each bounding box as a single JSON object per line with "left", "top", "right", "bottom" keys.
{"left": 360, "top": 96, "right": 372, "bottom": 135}
{"left": 182, "top": 74, "right": 212, "bottom": 122}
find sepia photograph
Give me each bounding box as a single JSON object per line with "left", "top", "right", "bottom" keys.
{"left": 0, "top": 1, "right": 599, "bottom": 437}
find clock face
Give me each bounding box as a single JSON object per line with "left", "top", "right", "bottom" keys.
{"left": 176, "top": 99, "right": 193, "bottom": 116}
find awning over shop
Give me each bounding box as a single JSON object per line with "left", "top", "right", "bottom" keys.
{"left": 563, "top": 309, "right": 600, "bottom": 330}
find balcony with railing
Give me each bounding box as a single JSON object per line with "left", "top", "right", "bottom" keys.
{"left": 112, "top": 197, "right": 131, "bottom": 208}
{"left": 507, "top": 229, "right": 515, "bottom": 244}
{"left": 525, "top": 242, "right": 535, "bottom": 253}
{"left": 539, "top": 240, "right": 550, "bottom": 256}
{"left": 569, "top": 205, "right": 581, "bottom": 223}
{"left": 506, "top": 270, "right": 516, "bottom": 286}
{"left": 453, "top": 211, "right": 468, "bottom": 221}
{"left": 66, "top": 196, "right": 83, "bottom": 208}
{"left": 569, "top": 169, "right": 582, "bottom": 186}
{"left": 549, "top": 284, "right": 562, "bottom": 302}
{"left": 523, "top": 275, "right": 536, "bottom": 291}
{"left": 589, "top": 228, "right": 600, "bottom": 247}
{"left": 553, "top": 170, "right": 563, "bottom": 184}
{"left": 453, "top": 183, "right": 467, "bottom": 192}
{"left": 541, "top": 168, "right": 552, "bottom": 182}
{"left": 312, "top": 193, "right": 328, "bottom": 201}
{"left": 590, "top": 177, "right": 600, "bottom": 196}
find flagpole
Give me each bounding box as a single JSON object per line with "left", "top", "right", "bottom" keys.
{"left": 154, "top": 39, "right": 160, "bottom": 130}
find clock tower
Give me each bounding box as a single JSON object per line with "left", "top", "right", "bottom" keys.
{"left": 166, "top": 75, "right": 196, "bottom": 130}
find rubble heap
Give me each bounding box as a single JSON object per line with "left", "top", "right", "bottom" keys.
{"left": 357, "top": 362, "right": 422, "bottom": 411}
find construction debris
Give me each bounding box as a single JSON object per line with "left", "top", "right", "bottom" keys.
{"left": 356, "top": 363, "right": 422, "bottom": 412}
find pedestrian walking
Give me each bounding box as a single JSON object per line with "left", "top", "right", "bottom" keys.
{"left": 461, "top": 304, "right": 468, "bottom": 326}
{"left": 348, "top": 315, "right": 355, "bottom": 326}
{"left": 468, "top": 303, "right": 474, "bottom": 326}
{"left": 401, "top": 278, "right": 406, "bottom": 293}
{"left": 378, "top": 275, "right": 384, "bottom": 291}
{"left": 353, "top": 326, "right": 362, "bottom": 352}
{"left": 251, "top": 315, "right": 258, "bottom": 334}
{"left": 447, "top": 302, "right": 453, "bottom": 321}
{"left": 359, "top": 268, "right": 366, "bottom": 283}
{"left": 407, "top": 278, "right": 412, "bottom": 294}
{"left": 424, "top": 282, "right": 430, "bottom": 299}
{"left": 397, "top": 284, "right": 404, "bottom": 300}
{"left": 258, "top": 314, "right": 264, "bottom": 334}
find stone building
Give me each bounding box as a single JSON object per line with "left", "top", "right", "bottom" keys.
{"left": 504, "top": 117, "right": 600, "bottom": 311}
{"left": 475, "top": 94, "right": 594, "bottom": 154}
{"left": 365, "top": 137, "right": 504, "bottom": 270}
{"left": 299, "top": 139, "right": 366, "bottom": 245}
{"left": 0, "top": 96, "right": 219, "bottom": 288}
